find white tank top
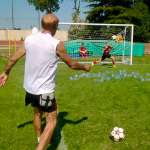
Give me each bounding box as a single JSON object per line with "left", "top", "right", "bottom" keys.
{"left": 24, "top": 32, "right": 60, "bottom": 95}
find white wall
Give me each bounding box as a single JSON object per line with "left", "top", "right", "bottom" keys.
{"left": 0, "top": 30, "right": 68, "bottom": 41}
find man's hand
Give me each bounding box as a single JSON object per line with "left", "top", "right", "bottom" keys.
{"left": 0, "top": 45, "right": 25, "bottom": 88}
{"left": 91, "top": 60, "right": 100, "bottom": 66}
{"left": 0, "top": 72, "right": 8, "bottom": 87}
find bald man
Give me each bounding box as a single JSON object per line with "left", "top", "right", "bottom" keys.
{"left": 0, "top": 14, "right": 91, "bottom": 150}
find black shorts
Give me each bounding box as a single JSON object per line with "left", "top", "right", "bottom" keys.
{"left": 101, "top": 54, "right": 111, "bottom": 61}
{"left": 25, "top": 92, "right": 57, "bottom": 112}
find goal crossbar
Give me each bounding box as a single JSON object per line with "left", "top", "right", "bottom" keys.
{"left": 59, "top": 22, "right": 134, "bottom": 28}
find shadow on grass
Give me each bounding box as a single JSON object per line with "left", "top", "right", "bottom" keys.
{"left": 47, "top": 111, "right": 88, "bottom": 150}
{"left": 17, "top": 120, "right": 33, "bottom": 128}
{"left": 17, "top": 118, "right": 46, "bottom": 128}
{"left": 16, "top": 111, "right": 88, "bottom": 150}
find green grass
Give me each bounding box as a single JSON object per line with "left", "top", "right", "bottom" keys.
{"left": 0, "top": 56, "right": 150, "bottom": 150}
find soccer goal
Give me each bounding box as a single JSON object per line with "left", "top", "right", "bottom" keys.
{"left": 57, "top": 23, "right": 134, "bottom": 65}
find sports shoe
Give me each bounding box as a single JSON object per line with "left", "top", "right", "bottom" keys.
{"left": 37, "top": 137, "right": 40, "bottom": 143}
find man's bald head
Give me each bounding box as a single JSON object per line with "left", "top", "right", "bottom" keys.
{"left": 41, "top": 14, "right": 59, "bottom": 35}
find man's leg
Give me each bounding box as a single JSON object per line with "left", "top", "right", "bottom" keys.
{"left": 111, "top": 56, "right": 116, "bottom": 66}
{"left": 36, "top": 110, "right": 57, "bottom": 150}
{"left": 33, "top": 107, "right": 43, "bottom": 142}
{"left": 98, "top": 57, "right": 102, "bottom": 64}
{"left": 80, "top": 53, "right": 84, "bottom": 58}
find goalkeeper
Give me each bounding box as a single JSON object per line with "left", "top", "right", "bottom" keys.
{"left": 92, "top": 44, "right": 116, "bottom": 67}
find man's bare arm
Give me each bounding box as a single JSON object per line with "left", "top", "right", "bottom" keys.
{"left": 4, "top": 46, "right": 25, "bottom": 75}
{"left": 56, "top": 41, "right": 91, "bottom": 72}
{"left": 0, "top": 46, "right": 25, "bottom": 87}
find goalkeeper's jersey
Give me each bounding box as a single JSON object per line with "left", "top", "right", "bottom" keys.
{"left": 104, "top": 48, "right": 110, "bottom": 55}
{"left": 24, "top": 32, "right": 60, "bottom": 95}
{"left": 103, "top": 46, "right": 112, "bottom": 55}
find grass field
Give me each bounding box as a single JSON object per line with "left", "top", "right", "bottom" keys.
{"left": 0, "top": 56, "right": 150, "bottom": 150}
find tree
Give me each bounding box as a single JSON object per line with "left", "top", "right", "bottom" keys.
{"left": 69, "top": 0, "right": 82, "bottom": 40}
{"left": 143, "top": 0, "right": 150, "bottom": 10}
{"left": 84, "top": 0, "right": 150, "bottom": 42}
{"left": 72, "top": 0, "right": 81, "bottom": 22}
{"left": 27, "top": 0, "right": 63, "bottom": 13}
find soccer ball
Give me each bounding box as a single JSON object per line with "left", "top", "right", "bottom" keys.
{"left": 112, "top": 34, "right": 124, "bottom": 42}
{"left": 110, "top": 127, "right": 125, "bottom": 141}
{"left": 112, "top": 35, "right": 117, "bottom": 40}
{"left": 116, "top": 35, "right": 124, "bottom": 42}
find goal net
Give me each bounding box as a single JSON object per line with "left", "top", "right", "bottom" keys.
{"left": 56, "top": 23, "right": 134, "bottom": 65}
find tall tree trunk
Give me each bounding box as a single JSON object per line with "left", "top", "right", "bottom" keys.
{"left": 73, "top": 0, "right": 81, "bottom": 22}
{"left": 47, "top": 1, "right": 52, "bottom": 13}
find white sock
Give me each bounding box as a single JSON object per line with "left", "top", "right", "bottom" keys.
{"left": 37, "top": 137, "right": 40, "bottom": 143}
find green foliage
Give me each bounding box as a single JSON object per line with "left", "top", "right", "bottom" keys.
{"left": 143, "top": 0, "right": 150, "bottom": 10}
{"left": 84, "top": 0, "right": 150, "bottom": 42}
{"left": 72, "top": 0, "right": 81, "bottom": 22}
{"left": 69, "top": 0, "right": 82, "bottom": 40}
{"left": 27, "top": 0, "right": 63, "bottom": 13}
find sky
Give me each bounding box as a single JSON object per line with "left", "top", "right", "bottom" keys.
{"left": 0, "top": 0, "right": 89, "bottom": 29}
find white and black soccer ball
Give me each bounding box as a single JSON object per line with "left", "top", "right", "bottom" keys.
{"left": 110, "top": 127, "right": 125, "bottom": 141}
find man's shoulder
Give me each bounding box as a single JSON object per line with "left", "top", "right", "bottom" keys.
{"left": 25, "top": 34, "right": 34, "bottom": 41}
{"left": 50, "top": 35, "right": 60, "bottom": 42}
{"left": 25, "top": 32, "right": 41, "bottom": 42}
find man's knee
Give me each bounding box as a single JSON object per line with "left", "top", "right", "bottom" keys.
{"left": 111, "top": 56, "right": 115, "bottom": 59}
{"left": 34, "top": 107, "right": 43, "bottom": 118}
{"left": 46, "top": 111, "right": 57, "bottom": 127}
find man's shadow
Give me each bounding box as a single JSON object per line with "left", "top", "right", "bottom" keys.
{"left": 17, "top": 111, "right": 88, "bottom": 150}
{"left": 47, "top": 112, "right": 88, "bottom": 150}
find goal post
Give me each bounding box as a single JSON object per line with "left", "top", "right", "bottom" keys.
{"left": 57, "top": 22, "right": 134, "bottom": 65}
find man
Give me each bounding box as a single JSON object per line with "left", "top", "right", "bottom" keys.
{"left": 92, "top": 44, "right": 116, "bottom": 67}
{"left": 0, "top": 14, "right": 91, "bottom": 150}
{"left": 79, "top": 43, "right": 88, "bottom": 58}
